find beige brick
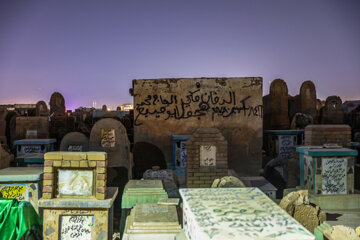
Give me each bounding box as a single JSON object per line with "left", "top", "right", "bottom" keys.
{"left": 62, "top": 160, "right": 71, "bottom": 167}
{"left": 87, "top": 152, "right": 107, "bottom": 161}
{"left": 80, "top": 160, "right": 88, "bottom": 167}
{"left": 44, "top": 167, "right": 53, "bottom": 173}
{"left": 71, "top": 161, "right": 80, "bottom": 167}
{"left": 43, "top": 180, "right": 53, "bottom": 186}
{"left": 62, "top": 152, "right": 87, "bottom": 160}
{"left": 96, "top": 180, "right": 106, "bottom": 187}
{"left": 42, "top": 193, "right": 52, "bottom": 199}
{"left": 44, "top": 152, "right": 62, "bottom": 160}
{"left": 89, "top": 161, "right": 97, "bottom": 167}
{"left": 53, "top": 160, "right": 62, "bottom": 167}
{"left": 96, "top": 192, "right": 105, "bottom": 200}
{"left": 96, "top": 167, "right": 106, "bottom": 174}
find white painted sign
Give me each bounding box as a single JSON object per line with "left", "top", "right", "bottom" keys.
{"left": 322, "top": 158, "right": 347, "bottom": 194}
{"left": 200, "top": 145, "right": 216, "bottom": 166}
{"left": 60, "top": 215, "right": 93, "bottom": 240}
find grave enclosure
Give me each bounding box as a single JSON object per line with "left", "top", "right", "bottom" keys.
{"left": 39, "top": 151, "right": 117, "bottom": 240}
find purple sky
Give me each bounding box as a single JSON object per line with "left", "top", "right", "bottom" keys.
{"left": 0, "top": 0, "right": 359, "bottom": 110}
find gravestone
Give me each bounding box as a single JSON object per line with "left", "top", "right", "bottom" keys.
{"left": 0, "top": 107, "right": 8, "bottom": 145}
{"left": 90, "top": 118, "right": 130, "bottom": 168}
{"left": 60, "top": 132, "right": 89, "bottom": 152}
{"left": 297, "top": 146, "right": 357, "bottom": 195}
{"left": 35, "top": 101, "right": 49, "bottom": 116}
{"left": 320, "top": 96, "right": 344, "bottom": 124}
{"left": 300, "top": 81, "right": 318, "bottom": 122}
{"left": 186, "top": 128, "right": 228, "bottom": 188}
{"left": 270, "top": 79, "right": 289, "bottom": 129}
{"left": 49, "top": 92, "right": 66, "bottom": 116}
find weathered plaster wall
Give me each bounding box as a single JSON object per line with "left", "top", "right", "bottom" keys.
{"left": 133, "top": 77, "right": 263, "bottom": 175}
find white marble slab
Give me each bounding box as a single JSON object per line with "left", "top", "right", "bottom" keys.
{"left": 180, "top": 188, "right": 314, "bottom": 240}
{"left": 58, "top": 170, "right": 93, "bottom": 196}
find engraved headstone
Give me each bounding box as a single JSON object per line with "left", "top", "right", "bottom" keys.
{"left": 60, "top": 215, "right": 93, "bottom": 240}
{"left": 90, "top": 118, "right": 130, "bottom": 168}
{"left": 322, "top": 158, "right": 347, "bottom": 194}
{"left": 60, "top": 132, "right": 89, "bottom": 152}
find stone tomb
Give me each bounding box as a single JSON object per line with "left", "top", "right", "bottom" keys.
{"left": 60, "top": 132, "right": 89, "bottom": 152}
{"left": 180, "top": 188, "right": 314, "bottom": 240}
{"left": 42, "top": 151, "right": 108, "bottom": 200}
{"left": 0, "top": 167, "right": 43, "bottom": 212}
{"left": 297, "top": 146, "right": 357, "bottom": 195}
{"left": 122, "top": 203, "right": 181, "bottom": 240}
{"left": 186, "top": 128, "right": 228, "bottom": 188}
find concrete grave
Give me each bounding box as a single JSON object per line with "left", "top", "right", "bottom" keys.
{"left": 180, "top": 188, "right": 314, "bottom": 240}
{"left": 132, "top": 77, "right": 263, "bottom": 176}
{"left": 0, "top": 167, "right": 43, "bottom": 212}
{"left": 297, "top": 146, "right": 357, "bottom": 195}
{"left": 186, "top": 128, "right": 228, "bottom": 188}
{"left": 60, "top": 132, "right": 89, "bottom": 152}
{"left": 90, "top": 118, "right": 130, "bottom": 169}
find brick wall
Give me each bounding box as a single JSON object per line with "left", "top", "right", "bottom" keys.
{"left": 304, "top": 124, "right": 351, "bottom": 147}
{"left": 43, "top": 151, "right": 108, "bottom": 200}
{"left": 186, "top": 128, "right": 228, "bottom": 188}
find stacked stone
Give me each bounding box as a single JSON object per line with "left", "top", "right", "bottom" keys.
{"left": 304, "top": 124, "right": 351, "bottom": 147}
{"left": 122, "top": 203, "right": 181, "bottom": 240}
{"left": 121, "top": 180, "right": 168, "bottom": 209}
{"left": 43, "top": 151, "right": 107, "bottom": 199}
{"left": 186, "top": 128, "right": 228, "bottom": 188}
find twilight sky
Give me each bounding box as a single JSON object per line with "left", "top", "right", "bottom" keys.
{"left": 0, "top": 0, "right": 359, "bottom": 110}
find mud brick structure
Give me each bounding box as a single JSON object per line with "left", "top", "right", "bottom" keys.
{"left": 186, "top": 128, "right": 228, "bottom": 188}
{"left": 42, "top": 151, "right": 108, "bottom": 200}
{"left": 304, "top": 124, "right": 351, "bottom": 147}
